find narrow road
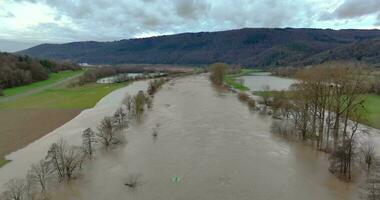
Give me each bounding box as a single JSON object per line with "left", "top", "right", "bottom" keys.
{"left": 0, "top": 73, "right": 83, "bottom": 104}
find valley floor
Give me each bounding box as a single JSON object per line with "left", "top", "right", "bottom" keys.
{"left": 0, "top": 71, "right": 128, "bottom": 166}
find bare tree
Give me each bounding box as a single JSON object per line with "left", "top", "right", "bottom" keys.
{"left": 260, "top": 85, "right": 271, "bottom": 106}
{"left": 27, "top": 160, "right": 53, "bottom": 195}
{"left": 122, "top": 94, "right": 133, "bottom": 112}
{"left": 114, "top": 107, "right": 128, "bottom": 127}
{"left": 82, "top": 128, "right": 96, "bottom": 158}
{"left": 124, "top": 173, "right": 142, "bottom": 189}
{"left": 361, "top": 141, "right": 376, "bottom": 173}
{"left": 361, "top": 163, "right": 380, "bottom": 200}
{"left": 96, "top": 117, "right": 122, "bottom": 147}
{"left": 2, "top": 178, "right": 26, "bottom": 200}
{"left": 45, "top": 140, "right": 84, "bottom": 182}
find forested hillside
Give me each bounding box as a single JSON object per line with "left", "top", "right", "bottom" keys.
{"left": 19, "top": 28, "right": 380, "bottom": 67}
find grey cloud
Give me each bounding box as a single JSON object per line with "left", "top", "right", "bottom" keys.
{"left": 7, "top": 0, "right": 322, "bottom": 43}
{"left": 324, "top": 0, "right": 380, "bottom": 20}
{"left": 175, "top": 0, "right": 209, "bottom": 19}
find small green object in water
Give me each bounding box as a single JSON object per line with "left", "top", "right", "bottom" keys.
{"left": 172, "top": 176, "right": 180, "bottom": 183}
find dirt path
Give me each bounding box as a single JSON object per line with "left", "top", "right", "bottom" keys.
{"left": 0, "top": 73, "right": 83, "bottom": 103}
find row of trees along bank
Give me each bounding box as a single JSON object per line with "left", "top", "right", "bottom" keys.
{"left": 0, "top": 77, "right": 170, "bottom": 200}
{"left": 211, "top": 61, "right": 380, "bottom": 199}
{"left": 264, "top": 62, "right": 380, "bottom": 199}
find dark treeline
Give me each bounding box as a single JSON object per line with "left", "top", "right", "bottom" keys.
{"left": 0, "top": 52, "right": 80, "bottom": 94}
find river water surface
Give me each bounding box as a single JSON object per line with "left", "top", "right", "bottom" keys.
{"left": 0, "top": 80, "right": 149, "bottom": 191}
{"left": 241, "top": 72, "right": 297, "bottom": 91}
{"left": 50, "top": 75, "right": 357, "bottom": 200}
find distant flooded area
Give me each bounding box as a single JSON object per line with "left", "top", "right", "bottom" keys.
{"left": 241, "top": 72, "right": 297, "bottom": 91}
{"left": 48, "top": 75, "right": 357, "bottom": 200}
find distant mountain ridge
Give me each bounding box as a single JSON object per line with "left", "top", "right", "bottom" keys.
{"left": 19, "top": 28, "right": 380, "bottom": 67}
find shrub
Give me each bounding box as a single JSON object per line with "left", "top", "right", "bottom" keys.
{"left": 247, "top": 98, "right": 256, "bottom": 108}
{"left": 237, "top": 92, "right": 249, "bottom": 101}
{"left": 209, "top": 63, "right": 228, "bottom": 85}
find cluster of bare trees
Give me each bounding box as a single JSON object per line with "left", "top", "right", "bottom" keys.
{"left": 269, "top": 62, "right": 370, "bottom": 180}
{"left": 0, "top": 139, "right": 85, "bottom": 200}
{"left": 147, "top": 78, "right": 168, "bottom": 96}
{"left": 0, "top": 103, "right": 131, "bottom": 199}
{"left": 1, "top": 77, "right": 169, "bottom": 199}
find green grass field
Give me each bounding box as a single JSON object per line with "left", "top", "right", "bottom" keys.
{"left": 362, "top": 94, "right": 380, "bottom": 129}
{"left": 0, "top": 70, "right": 128, "bottom": 168}
{"left": 253, "top": 91, "right": 380, "bottom": 129}
{"left": 0, "top": 83, "right": 127, "bottom": 109}
{"left": 3, "top": 70, "right": 84, "bottom": 97}
{"left": 0, "top": 158, "right": 10, "bottom": 168}
{"left": 224, "top": 69, "right": 262, "bottom": 91}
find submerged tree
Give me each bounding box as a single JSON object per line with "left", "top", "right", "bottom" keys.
{"left": 361, "top": 141, "right": 376, "bottom": 173}
{"left": 82, "top": 128, "right": 96, "bottom": 158}
{"left": 133, "top": 91, "right": 146, "bottom": 118}
{"left": 45, "top": 140, "right": 84, "bottom": 182}
{"left": 209, "top": 63, "right": 228, "bottom": 86}
{"left": 96, "top": 117, "right": 123, "bottom": 147}
{"left": 268, "top": 61, "right": 370, "bottom": 180}
{"left": 2, "top": 178, "right": 26, "bottom": 200}
{"left": 361, "top": 163, "right": 380, "bottom": 200}
{"left": 113, "top": 107, "right": 128, "bottom": 129}
{"left": 122, "top": 94, "right": 133, "bottom": 112}
{"left": 27, "top": 160, "right": 53, "bottom": 198}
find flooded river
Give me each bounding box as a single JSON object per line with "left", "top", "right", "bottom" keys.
{"left": 241, "top": 72, "right": 296, "bottom": 91}
{"left": 50, "top": 75, "right": 357, "bottom": 200}
{"left": 0, "top": 80, "right": 149, "bottom": 191}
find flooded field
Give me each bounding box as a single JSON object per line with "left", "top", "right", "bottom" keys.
{"left": 50, "top": 75, "right": 357, "bottom": 200}
{"left": 241, "top": 72, "right": 297, "bottom": 91}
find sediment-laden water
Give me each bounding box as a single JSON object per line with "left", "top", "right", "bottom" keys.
{"left": 241, "top": 72, "right": 297, "bottom": 91}
{"left": 0, "top": 80, "right": 149, "bottom": 191}
{"left": 50, "top": 75, "right": 357, "bottom": 200}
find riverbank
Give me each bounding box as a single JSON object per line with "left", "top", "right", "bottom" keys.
{"left": 48, "top": 75, "right": 356, "bottom": 200}
{"left": 224, "top": 69, "right": 261, "bottom": 91}
{"left": 229, "top": 72, "right": 380, "bottom": 130}
{"left": 0, "top": 80, "right": 150, "bottom": 190}
{"left": 0, "top": 71, "right": 129, "bottom": 167}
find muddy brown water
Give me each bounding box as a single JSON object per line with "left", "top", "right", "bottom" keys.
{"left": 49, "top": 75, "right": 357, "bottom": 200}
{"left": 0, "top": 80, "right": 149, "bottom": 191}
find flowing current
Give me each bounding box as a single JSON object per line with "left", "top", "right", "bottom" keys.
{"left": 49, "top": 75, "right": 357, "bottom": 200}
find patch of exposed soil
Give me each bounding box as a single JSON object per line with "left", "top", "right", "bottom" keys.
{"left": 0, "top": 109, "right": 81, "bottom": 157}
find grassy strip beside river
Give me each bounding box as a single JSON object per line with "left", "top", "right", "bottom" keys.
{"left": 224, "top": 69, "right": 262, "bottom": 91}
{"left": 0, "top": 72, "right": 128, "bottom": 168}
{"left": 0, "top": 83, "right": 126, "bottom": 109}
{"left": 0, "top": 159, "right": 10, "bottom": 168}
{"left": 2, "top": 70, "right": 84, "bottom": 97}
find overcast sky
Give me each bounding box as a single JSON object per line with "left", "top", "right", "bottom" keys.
{"left": 0, "top": 0, "right": 380, "bottom": 52}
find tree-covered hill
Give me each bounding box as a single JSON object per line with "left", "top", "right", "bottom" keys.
{"left": 19, "top": 28, "right": 380, "bottom": 67}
